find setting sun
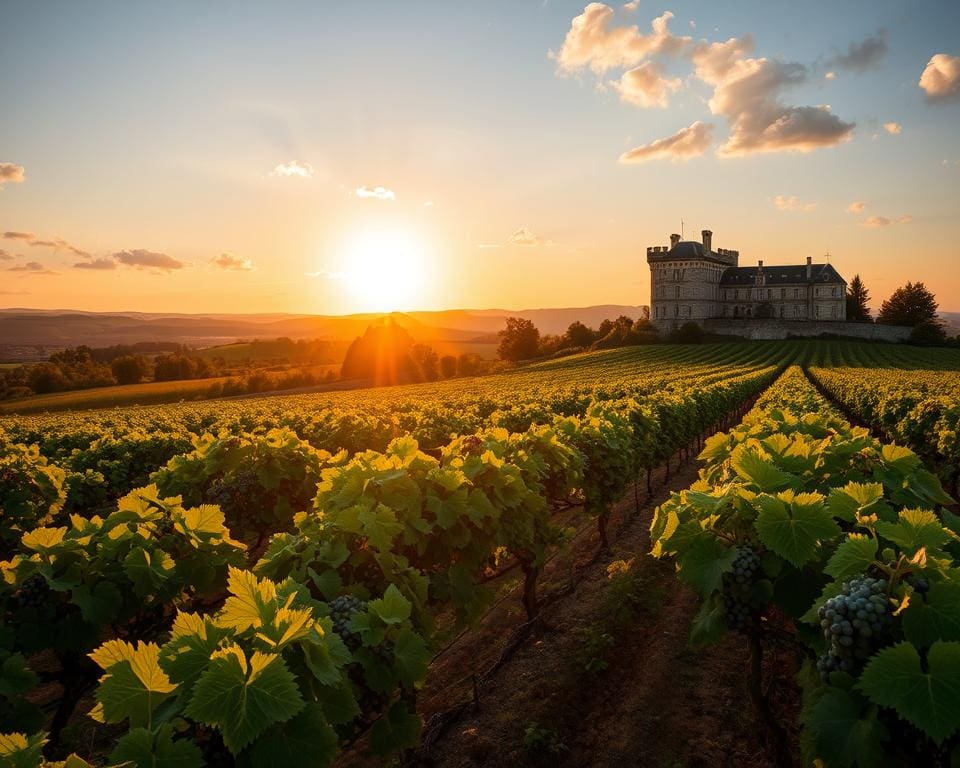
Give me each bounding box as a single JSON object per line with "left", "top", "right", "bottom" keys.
{"left": 338, "top": 228, "right": 428, "bottom": 313}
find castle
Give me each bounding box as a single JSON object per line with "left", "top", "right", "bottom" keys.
{"left": 647, "top": 229, "right": 847, "bottom": 328}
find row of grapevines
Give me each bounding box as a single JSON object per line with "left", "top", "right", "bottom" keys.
{"left": 808, "top": 363, "right": 960, "bottom": 495}
{"left": 651, "top": 366, "right": 960, "bottom": 766}
{"left": 1, "top": 362, "right": 779, "bottom": 766}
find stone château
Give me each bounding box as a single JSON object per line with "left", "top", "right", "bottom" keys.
{"left": 647, "top": 229, "right": 847, "bottom": 328}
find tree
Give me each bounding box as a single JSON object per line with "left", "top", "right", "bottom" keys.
{"left": 410, "top": 344, "right": 440, "bottom": 382}
{"left": 564, "top": 321, "right": 595, "bottom": 349}
{"left": 877, "top": 282, "right": 939, "bottom": 326}
{"left": 909, "top": 320, "right": 948, "bottom": 346}
{"left": 667, "top": 321, "right": 705, "bottom": 344}
{"left": 439, "top": 355, "right": 457, "bottom": 379}
{"left": 846, "top": 274, "right": 872, "bottom": 322}
{"left": 340, "top": 320, "right": 417, "bottom": 385}
{"left": 497, "top": 317, "right": 540, "bottom": 362}
{"left": 111, "top": 355, "right": 150, "bottom": 385}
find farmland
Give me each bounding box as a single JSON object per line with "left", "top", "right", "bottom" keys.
{"left": 3, "top": 340, "right": 960, "bottom": 767}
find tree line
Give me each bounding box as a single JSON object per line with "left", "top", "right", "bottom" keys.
{"left": 846, "top": 275, "right": 955, "bottom": 345}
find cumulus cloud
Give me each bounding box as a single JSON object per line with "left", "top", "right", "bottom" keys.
{"left": 847, "top": 201, "right": 867, "bottom": 214}
{"left": 623, "top": 0, "right": 639, "bottom": 11}
{"left": 0, "top": 249, "right": 11, "bottom": 261}
{"left": 861, "top": 214, "right": 912, "bottom": 228}
{"left": 826, "top": 32, "right": 887, "bottom": 72}
{"left": 773, "top": 195, "right": 817, "bottom": 212}
{"left": 354, "top": 185, "right": 396, "bottom": 201}
{"left": 212, "top": 252, "right": 254, "bottom": 271}
{"left": 693, "top": 40, "right": 855, "bottom": 156}
{"left": 0, "top": 163, "right": 26, "bottom": 189}
{"left": 114, "top": 249, "right": 185, "bottom": 272}
{"left": 553, "top": 7, "right": 856, "bottom": 158}
{"left": 271, "top": 160, "right": 314, "bottom": 178}
{"left": 620, "top": 120, "right": 714, "bottom": 163}
{"left": 612, "top": 61, "right": 682, "bottom": 107}
{"left": 507, "top": 227, "right": 545, "bottom": 246}
{"left": 3, "top": 231, "right": 34, "bottom": 240}
{"left": 919, "top": 53, "right": 960, "bottom": 102}
{"left": 74, "top": 258, "right": 117, "bottom": 270}
{"left": 883, "top": 121, "right": 902, "bottom": 135}
{"left": 5, "top": 261, "right": 58, "bottom": 275}
{"left": 552, "top": 4, "right": 691, "bottom": 75}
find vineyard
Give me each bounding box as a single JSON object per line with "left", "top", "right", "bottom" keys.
{"left": 2, "top": 340, "right": 960, "bottom": 767}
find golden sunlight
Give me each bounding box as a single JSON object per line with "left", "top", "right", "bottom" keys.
{"left": 339, "top": 228, "right": 427, "bottom": 312}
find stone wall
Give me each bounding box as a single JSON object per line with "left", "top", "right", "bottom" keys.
{"left": 698, "top": 319, "right": 912, "bottom": 342}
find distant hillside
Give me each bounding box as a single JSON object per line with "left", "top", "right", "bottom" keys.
{"left": 0, "top": 305, "right": 647, "bottom": 361}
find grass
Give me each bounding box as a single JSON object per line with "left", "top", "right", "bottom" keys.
{"left": 0, "top": 376, "right": 235, "bottom": 415}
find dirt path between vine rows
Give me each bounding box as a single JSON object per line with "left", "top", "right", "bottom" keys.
{"left": 338, "top": 449, "right": 797, "bottom": 768}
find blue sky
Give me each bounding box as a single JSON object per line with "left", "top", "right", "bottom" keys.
{"left": 1, "top": 1, "right": 958, "bottom": 313}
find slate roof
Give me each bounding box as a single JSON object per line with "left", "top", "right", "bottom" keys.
{"left": 719, "top": 263, "right": 845, "bottom": 286}
{"left": 653, "top": 240, "right": 738, "bottom": 266}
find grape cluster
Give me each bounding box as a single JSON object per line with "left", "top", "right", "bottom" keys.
{"left": 906, "top": 575, "right": 930, "bottom": 595}
{"left": 722, "top": 547, "right": 761, "bottom": 631}
{"left": 13, "top": 574, "right": 49, "bottom": 609}
{"left": 816, "top": 576, "right": 893, "bottom": 679}
{"left": 205, "top": 469, "right": 270, "bottom": 530}
{"left": 329, "top": 595, "right": 366, "bottom": 650}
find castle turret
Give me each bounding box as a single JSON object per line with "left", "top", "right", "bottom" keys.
{"left": 702, "top": 229, "right": 712, "bottom": 253}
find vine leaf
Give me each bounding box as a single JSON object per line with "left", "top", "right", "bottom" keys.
{"left": 247, "top": 703, "right": 338, "bottom": 768}
{"left": 807, "top": 687, "right": 888, "bottom": 768}
{"left": 370, "top": 701, "right": 422, "bottom": 756}
{"left": 824, "top": 534, "right": 877, "bottom": 580}
{"left": 755, "top": 492, "right": 839, "bottom": 568}
{"left": 93, "top": 641, "right": 177, "bottom": 728}
{"left": 184, "top": 645, "right": 304, "bottom": 754}
{"left": 858, "top": 641, "right": 960, "bottom": 744}
{"left": 902, "top": 583, "right": 960, "bottom": 647}
{"left": 110, "top": 724, "right": 203, "bottom": 768}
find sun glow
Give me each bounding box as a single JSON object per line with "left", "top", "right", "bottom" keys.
{"left": 338, "top": 228, "right": 427, "bottom": 312}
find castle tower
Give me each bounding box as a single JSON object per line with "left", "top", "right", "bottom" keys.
{"left": 647, "top": 228, "right": 739, "bottom": 328}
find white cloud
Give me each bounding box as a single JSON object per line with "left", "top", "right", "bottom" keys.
{"left": 114, "top": 249, "right": 186, "bottom": 272}
{"left": 354, "top": 185, "right": 396, "bottom": 201}
{"left": 824, "top": 71, "right": 836, "bottom": 80}
{"left": 612, "top": 61, "right": 682, "bottom": 108}
{"left": 552, "top": 4, "right": 691, "bottom": 75}
{"left": 883, "top": 121, "right": 902, "bottom": 135}
{"left": 847, "top": 201, "right": 867, "bottom": 214}
{"left": 73, "top": 258, "right": 117, "bottom": 270}
{"left": 620, "top": 120, "right": 714, "bottom": 163}
{"left": 270, "top": 160, "right": 314, "bottom": 178}
{"left": 212, "top": 252, "right": 255, "bottom": 271}
{"left": 0, "top": 163, "right": 26, "bottom": 189}
{"left": 919, "top": 53, "right": 960, "bottom": 102}
{"left": 507, "top": 227, "right": 544, "bottom": 246}
{"left": 773, "top": 195, "right": 817, "bottom": 212}
{"left": 861, "top": 214, "right": 912, "bottom": 228}
{"left": 553, "top": 7, "right": 855, "bottom": 158}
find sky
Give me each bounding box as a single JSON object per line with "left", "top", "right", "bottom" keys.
{"left": 1, "top": 0, "right": 959, "bottom": 315}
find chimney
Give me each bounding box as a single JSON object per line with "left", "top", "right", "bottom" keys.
{"left": 670, "top": 233, "right": 681, "bottom": 248}
{"left": 702, "top": 229, "right": 712, "bottom": 253}
{"left": 806, "top": 255, "right": 812, "bottom": 279}
{"left": 758, "top": 259, "right": 763, "bottom": 269}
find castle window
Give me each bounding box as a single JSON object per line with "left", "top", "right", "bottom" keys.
{"left": 675, "top": 286, "right": 680, "bottom": 299}
{"left": 794, "top": 288, "right": 800, "bottom": 298}
{"left": 831, "top": 306, "right": 836, "bottom": 318}
{"left": 832, "top": 287, "right": 837, "bottom": 297}
{"left": 794, "top": 305, "right": 800, "bottom": 317}
{"left": 779, "top": 305, "right": 784, "bottom": 318}
{"left": 685, "top": 306, "right": 691, "bottom": 317}
{"left": 674, "top": 304, "right": 679, "bottom": 317}
{"left": 780, "top": 288, "right": 785, "bottom": 299}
